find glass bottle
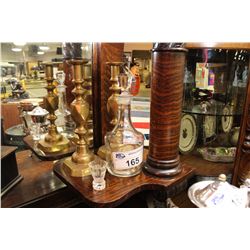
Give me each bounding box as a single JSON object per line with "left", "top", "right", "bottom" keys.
{"left": 105, "top": 73, "right": 144, "bottom": 177}
{"left": 55, "top": 71, "right": 76, "bottom": 138}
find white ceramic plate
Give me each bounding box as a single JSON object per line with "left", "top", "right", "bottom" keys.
{"left": 179, "top": 114, "right": 198, "bottom": 154}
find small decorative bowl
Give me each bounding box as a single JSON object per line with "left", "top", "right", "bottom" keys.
{"left": 198, "top": 147, "right": 236, "bottom": 163}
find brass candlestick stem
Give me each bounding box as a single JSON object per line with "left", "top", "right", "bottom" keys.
{"left": 107, "top": 62, "right": 123, "bottom": 128}
{"left": 38, "top": 63, "right": 70, "bottom": 153}
{"left": 63, "top": 59, "right": 94, "bottom": 177}
{"left": 82, "top": 62, "right": 93, "bottom": 148}
{"left": 97, "top": 62, "right": 123, "bottom": 159}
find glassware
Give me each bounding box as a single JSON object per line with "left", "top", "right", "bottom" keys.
{"left": 105, "top": 73, "right": 144, "bottom": 177}
{"left": 30, "top": 123, "right": 41, "bottom": 151}
{"left": 89, "top": 157, "right": 108, "bottom": 191}
{"left": 55, "top": 71, "right": 76, "bottom": 137}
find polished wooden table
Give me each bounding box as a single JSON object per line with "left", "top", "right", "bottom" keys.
{"left": 54, "top": 161, "right": 194, "bottom": 207}
{"left": 1, "top": 150, "right": 81, "bottom": 208}
{"left": 1, "top": 149, "right": 194, "bottom": 208}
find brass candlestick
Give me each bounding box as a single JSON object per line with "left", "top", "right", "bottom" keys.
{"left": 107, "top": 62, "right": 123, "bottom": 128}
{"left": 63, "top": 59, "right": 94, "bottom": 177}
{"left": 97, "top": 62, "right": 123, "bottom": 159}
{"left": 82, "top": 62, "right": 93, "bottom": 148}
{"left": 38, "top": 63, "right": 70, "bottom": 153}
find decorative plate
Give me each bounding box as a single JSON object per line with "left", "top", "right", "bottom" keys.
{"left": 203, "top": 115, "right": 216, "bottom": 138}
{"left": 221, "top": 105, "right": 234, "bottom": 133}
{"left": 179, "top": 114, "right": 198, "bottom": 154}
{"left": 198, "top": 147, "right": 236, "bottom": 162}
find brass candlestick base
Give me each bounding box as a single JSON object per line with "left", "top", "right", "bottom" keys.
{"left": 38, "top": 63, "right": 70, "bottom": 154}
{"left": 63, "top": 138, "right": 94, "bottom": 177}
{"left": 39, "top": 132, "right": 70, "bottom": 153}
{"left": 63, "top": 158, "right": 90, "bottom": 177}
{"left": 63, "top": 59, "right": 94, "bottom": 177}
{"left": 97, "top": 145, "right": 107, "bottom": 160}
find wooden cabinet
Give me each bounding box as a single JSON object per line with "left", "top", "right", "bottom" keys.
{"left": 184, "top": 43, "right": 250, "bottom": 185}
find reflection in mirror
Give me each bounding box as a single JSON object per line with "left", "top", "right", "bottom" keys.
{"left": 123, "top": 43, "right": 152, "bottom": 147}
{"left": 180, "top": 48, "right": 249, "bottom": 182}
{"left": 122, "top": 44, "right": 250, "bottom": 184}
{"left": 0, "top": 42, "right": 93, "bottom": 148}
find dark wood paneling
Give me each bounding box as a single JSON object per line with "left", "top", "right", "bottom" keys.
{"left": 233, "top": 61, "right": 250, "bottom": 185}
{"left": 1, "top": 150, "right": 81, "bottom": 208}
{"left": 1, "top": 102, "right": 21, "bottom": 130}
{"left": 185, "top": 43, "right": 250, "bottom": 50}
{"left": 92, "top": 43, "right": 102, "bottom": 149}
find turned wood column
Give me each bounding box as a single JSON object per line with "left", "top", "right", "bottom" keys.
{"left": 145, "top": 43, "right": 187, "bottom": 177}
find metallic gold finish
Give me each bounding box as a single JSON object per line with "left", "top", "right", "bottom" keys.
{"left": 38, "top": 63, "right": 70, "bottom": 153}
{"left": 97, "top": 62, "right": 123, "bottom": 159}
{"left": 106, "top": 62, "right": 123, "bottom": 127}
{"left": 97, "top": 145, "right": 107, "bottom": 160}
{"left": 82, "top": 62, "right": 93, "bottom": 148}
{"left": 63, "top": 59, "right": 94, "bottom": 177}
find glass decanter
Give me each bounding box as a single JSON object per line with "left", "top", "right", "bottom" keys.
{"left": 105, "top": 73, "right": 144, "bottom": 177}
{"left": 55, "top": 71, "right": 75, "bottom": 138}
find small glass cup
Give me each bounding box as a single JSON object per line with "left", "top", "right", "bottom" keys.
{"left": 89, "top": 157, "right": 108, "bottom": 191}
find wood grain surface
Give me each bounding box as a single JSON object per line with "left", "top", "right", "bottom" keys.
{"left": 146, "top": 45, "right": 187, "bottom": 175}
{"left": 1, "top": 150, "right": 69, "bottom": 208}
{"left": 53, "top": 160, "right": 194, "bottom": 208}
{"left": 1, "top": 102, "right": 21, "bottom": 130}
{"left": 1, "top": 146, "right": 17, "bottom": 159}
{"left": 180, "top": 154, "right": 234, "bottom": 177}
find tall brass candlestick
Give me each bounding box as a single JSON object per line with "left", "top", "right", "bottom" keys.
{"left": 82, "top": 62, "right": 93, "bottom": 148}
{"left": 97, "top": 62, "right": 122, "bottom": 159}
{"left": 63, "top": 59, "right": 94, "bottom": 177}
{"left": 38, "top": 63, "right": 70, "bottom": 153}
{"left": 107, "top": 62, "right": 123, "bottom": 129}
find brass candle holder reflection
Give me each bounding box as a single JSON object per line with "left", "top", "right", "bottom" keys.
{"left": 97, "top": 62, "right": 122, "bottom": 160}
{"left": 63, "top": 59, "right": 94, "bottom": 177}
{"left": 82, "top": 62, "right": 93, "bottom": 148}
{"left": 38, "top": 63, "right": 70, "bottom": 153}
{"left": 106, "top": 62, "right": 123, "bottom": 128}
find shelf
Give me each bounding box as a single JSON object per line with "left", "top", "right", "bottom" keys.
{"left": 184, "top": 43, "right": 250, "bottom": 50}
{"left": 53, "top": 160, "right": 194, "bottom": 208}
{"left": 1, "top": 150, "right": 81, "bottom": 208}
{"left": 23, "top": 135, "right": 76, "bottom": 161}
{"left": 180, "top": 154, "right": 234, "bottom": 177}
{"left": 182, "top": 102, "right": 242, "bottom": 116}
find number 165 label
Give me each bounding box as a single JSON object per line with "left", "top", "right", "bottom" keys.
{"left": 112, "top": 145, "right": 143, "bottom": 170}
